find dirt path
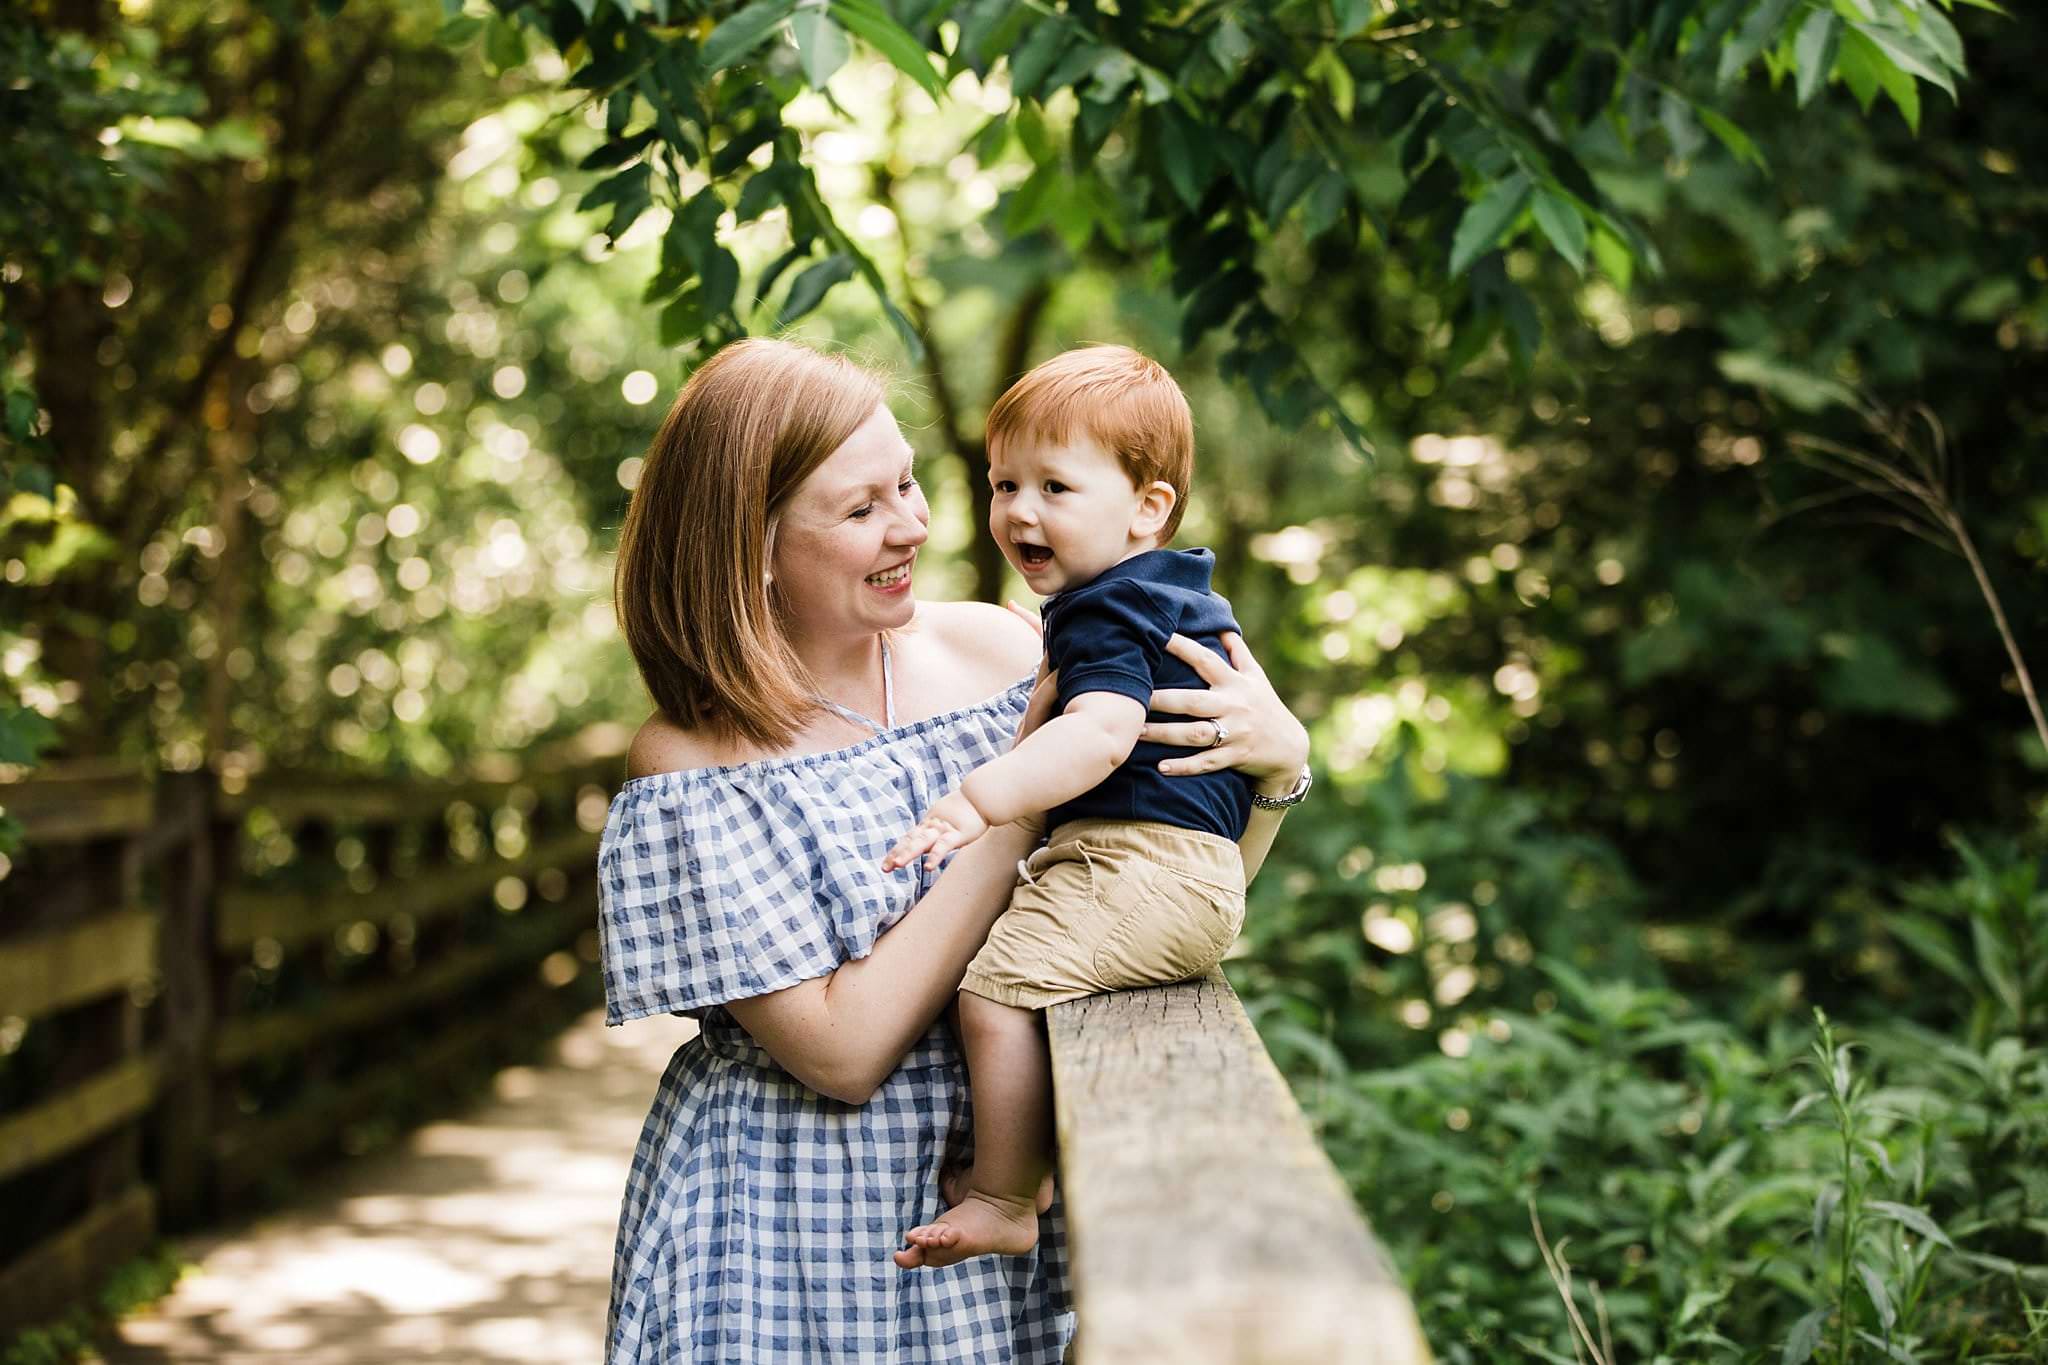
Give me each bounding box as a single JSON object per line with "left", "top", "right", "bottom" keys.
{"left": 106, "top": 1009, "right": 695, "bottom": 1364}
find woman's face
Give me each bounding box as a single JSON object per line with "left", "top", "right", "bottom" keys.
{"left": 769, "top": 401, "right": 929, "bottom": 644}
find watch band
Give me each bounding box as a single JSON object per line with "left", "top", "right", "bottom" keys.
{"left": 1250, "top": 764, "right": 1313, "bottom": 810}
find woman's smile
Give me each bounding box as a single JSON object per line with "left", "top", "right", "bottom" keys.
{"left": 865, "top": 557, "right": 914, "bottom": 593}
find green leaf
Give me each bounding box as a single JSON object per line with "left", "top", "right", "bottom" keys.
{"left": 1590, "top": 224, "right": 1633, "bottom": 291}
{"left": 1717, "top": 0, "right": 1796, "bottom": 82}
{"left": 736, "top": 163, "right": 790, "bottom": 221}
{"left": 1003, "top": 162, "right": 1059, "bottom": 235}
{"left": 5, "top": 390, "right": 37, "bottom": 441}
{"left": 0, "top": 706, "right": 58, "bottom": 766}
{"left": 830, "top": 0, "right": 946, "bottom": 99}
{"left": 658, "top": 287, "right": 702, "bottom": 347}
{"left": 1875, "top": 45, "right": 1922, "bottom": 132}
{"left": 1866, "top": 1200, "right": 1955, "bottom": 1249}
{"left": 1698, "top": 108, "right": 1765, "bottom": 168}
{"left": 791, "top": 9, "right": 850, "bottom": 89}
{"left": 1179, "top": 266, "right": 1261, "bottom": 350}
{"left": 778, "top": 252, "right": 856, "bottom": 324}
{"left": 1853, "top": 20, "right": 1957, "bottom": 98}
{"left": 1532, "top": 189, "right": 1587, "bottom": 273}
{"left": 1334, "top": 0, "right": 1376, "bottom": 39}
{"left": 1837, "top": 28, "right": 1884, "bottom": 112}
{"left": 1263, "top": 156, "right": 1321, "bottom": 223}
{"left": 578, "top": 162, "right": 653, "bottom": 241}
{"left": 10, "top": 462, "right": 54, "bottom": 501}
{"left": 1208, "top": 15, "right": 1253, "bottom": 69}
{"left": 436, "top": 15, "right": 483, "bottom": 45}
{"left": 1812, "top": 1181, "right": 1841, "bottom": 1244}
{"left": 1016, "top": 101, "right": 1054, "bottom": 164}
{"left": 1153, "top": 106, "right": 1211, "bottom": 209}
{"left": 1781, "top": 1307, "right": 1826, "bottom": 1365}
{"left": 1008, "top": 19, "right": 1073, "bottom": 100}
{"left": 1794, "top": 10, "right": 1836, "bottom": 106}
{"left": 484, "top": 17, "right": 526, "bottom": 72}
{"left": 1043, "top": 39, "right": 1115, "bottom": 95}
{"left": 1448, "top": 171, "right": 1531, "bottom": 278}
{"left": 755, "top": 241, "right": 813, "bottom": 306}
{"left": 703, "top": 0, "right": 797, "bottom": 72}
{"left": 1300, "top": 171, "right": 1349, "bottom": 243}
{"left": 1715, "top": 349, "right": 1856, "bottom": 412}
{"left": 698, "top": 246, "right": 740, "bottom": 321}
{"left": 970, "top": 112, "right": 1009, "bottom": 166}
{"left": 1852, "top": 1330, "right": 1920, "bottom": 1365}
{"left": 1659, "top": 92, "right": 1706, "bottom": 162}
{"left": 1916, "top": 8, "right": 1966, "bottom": 74}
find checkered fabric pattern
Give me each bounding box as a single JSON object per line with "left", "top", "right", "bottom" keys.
{"left": 599, "top": 676, "right": 1074, "bottom": 1363}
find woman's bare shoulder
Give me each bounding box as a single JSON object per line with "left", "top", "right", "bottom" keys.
{"left": 914, "top": 599, "right": 1042, "bottom": 684}
{"left": 627, "top": 713, "right": 749, "bottom": 779}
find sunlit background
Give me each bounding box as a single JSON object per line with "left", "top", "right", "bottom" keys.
{"left": 6, "top": 2, "right": 2048, "bottom": 1356}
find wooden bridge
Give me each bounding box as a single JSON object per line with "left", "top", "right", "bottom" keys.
{"left": 0, "top": 757, "right": 1429, "bottom": 1362}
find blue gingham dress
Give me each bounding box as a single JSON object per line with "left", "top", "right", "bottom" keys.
{"left": 598, "top": 672, "right": 1074, "bottom": 1363}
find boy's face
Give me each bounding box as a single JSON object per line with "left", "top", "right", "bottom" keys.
{"left": 987, "top": 432, "right": 1175, "bottom": 596}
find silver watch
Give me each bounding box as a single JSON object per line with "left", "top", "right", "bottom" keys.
{"left": 1250, "top": 764, "right": 1313, "bottom": 810}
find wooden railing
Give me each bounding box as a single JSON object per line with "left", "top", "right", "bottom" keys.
{"left": 1050, "top": 975, "right": 1433, "bottom": 1363}
{"left": 0, "top": 753, "right": 620, "bottom": 1336}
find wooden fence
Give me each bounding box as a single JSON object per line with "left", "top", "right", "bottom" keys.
{"left": 1049, "top": 975, "right": 1433, "bottom": 1364}
{"left": 0, "top": 754, "right": 619, "bottom": 1336}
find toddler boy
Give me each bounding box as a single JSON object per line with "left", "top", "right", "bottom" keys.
{"left": 881, "top": 345, "right": 1256, "bottom": 1267}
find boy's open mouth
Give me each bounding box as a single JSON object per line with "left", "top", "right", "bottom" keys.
{"left": 1017, "top": 545, "right": 1053, "bottom": 569}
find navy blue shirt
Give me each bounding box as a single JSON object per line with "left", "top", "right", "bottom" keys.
{"left": 1040, "top": 548, "right": 1254, "bottom": 840}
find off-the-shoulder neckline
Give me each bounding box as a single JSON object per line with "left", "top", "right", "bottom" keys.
{"left": 615, "top": 672, "right": 1035, "bottom": 790}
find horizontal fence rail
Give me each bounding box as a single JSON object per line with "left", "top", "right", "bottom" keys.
{"left": 1049, "top": 972, "right": 1432, "bottom": 1364}
{"left": 0, "top": 751, "right": 622, "bottom": 1337}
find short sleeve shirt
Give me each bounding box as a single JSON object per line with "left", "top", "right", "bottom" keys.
{"left": 1040, "top": 547, "right": 1254, "bottom": 839}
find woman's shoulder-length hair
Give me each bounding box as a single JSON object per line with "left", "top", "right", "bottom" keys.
{"left": 613, "top": 337, "right": 886, "bottom": 750}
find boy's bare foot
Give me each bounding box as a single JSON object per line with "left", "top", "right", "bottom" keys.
{"left": 892, "top": 1191, "right": 1039, "bottom": 1269}
{"left": 940, "top": 1164, "right": 1054, "bottom": 1214}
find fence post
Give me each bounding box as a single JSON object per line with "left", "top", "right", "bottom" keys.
{"left": 152, "top": 769, "right": 219, "bottom": 1229}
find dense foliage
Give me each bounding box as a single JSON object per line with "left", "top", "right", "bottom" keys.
{"left": 4, "top": 0, "right": 2045, "bottom": 1358}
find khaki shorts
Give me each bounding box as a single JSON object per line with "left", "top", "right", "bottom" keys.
{"left": 960, "top": 819, "right": 1246, "bottom": 1010}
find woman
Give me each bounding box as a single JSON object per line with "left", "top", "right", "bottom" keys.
{"left": 600, "top": 338, "right": 1310, "bottom": 1362}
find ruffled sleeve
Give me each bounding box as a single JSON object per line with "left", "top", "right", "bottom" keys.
{"left": 597, "top": 677, "right": 1033, "bottom": 1025}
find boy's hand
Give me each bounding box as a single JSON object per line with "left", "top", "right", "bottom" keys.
{"left": 881, "top": 790, "right": 990, "bottom": 872}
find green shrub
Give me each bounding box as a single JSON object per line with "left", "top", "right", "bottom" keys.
{"left": 1242, "top": 817, "right": 2048, "bottom": 1362}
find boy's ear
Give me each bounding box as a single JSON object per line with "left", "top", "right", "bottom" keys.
{"left": 1130, "top": 480, "right": 1177, "bottom": 541}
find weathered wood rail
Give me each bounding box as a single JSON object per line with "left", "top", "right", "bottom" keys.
{"left": 0, "top": 753, "right": 618, "bottom": 1336}
{"left": 1049, "top": 973, "right": 1433, "bottom": 1364}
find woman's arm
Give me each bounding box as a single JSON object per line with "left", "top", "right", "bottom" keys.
{"left": 728, "top": 661, "right": 1060, "bottom": 1105}
{"left": 1141, "top": 631, "right": 1310, "bottom": 884}
{"left": 726, "top": 819, "right": 1040, "bottom": 1103}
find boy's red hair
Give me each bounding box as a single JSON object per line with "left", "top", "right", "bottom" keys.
{"left": 985, "top": 345, "right": 1195, "bottom": 541}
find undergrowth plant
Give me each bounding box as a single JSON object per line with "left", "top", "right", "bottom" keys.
{"left": 1243, "top": 827, "right": 2048, "bottom": 1362}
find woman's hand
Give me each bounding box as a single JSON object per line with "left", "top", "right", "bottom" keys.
{"left": 1143, "top": 632, "right": 1309, "bottom": 796}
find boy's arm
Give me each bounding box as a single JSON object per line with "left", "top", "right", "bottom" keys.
{"left": 962, "top": 692, "right": 1145, "bottom": 826}
{"left": 880, "top": 693, "right": 1144, "bottom": 871}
